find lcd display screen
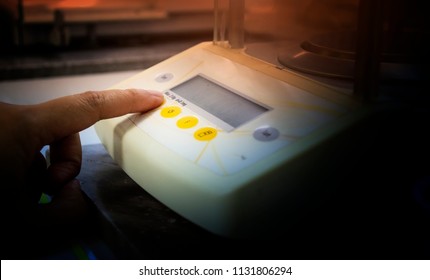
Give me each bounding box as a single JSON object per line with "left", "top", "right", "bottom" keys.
{"left": 171, "top": 75, "right": 269, "bottom": 131}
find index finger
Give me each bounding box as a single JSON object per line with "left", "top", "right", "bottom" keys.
{"left": 29, "top": 88, "right": 164, "bottom": 146}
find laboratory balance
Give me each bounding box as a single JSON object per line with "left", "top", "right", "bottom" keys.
{"left": 95, "top": 0, "right": 425, "bottom": 238}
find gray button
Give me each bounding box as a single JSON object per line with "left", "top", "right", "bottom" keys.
{"left": 155, "top": 73, "right": 174, "bottom": 83}
{"left": 253, "top": 126, "right": 280, "bottom": 142}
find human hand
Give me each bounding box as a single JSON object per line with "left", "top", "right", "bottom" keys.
{"left": 0, "top": 88, "right": 163, "bottom": 258}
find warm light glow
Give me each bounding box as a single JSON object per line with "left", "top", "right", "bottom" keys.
{"left": 23, "top": 0, "right": 99, "bottom": 8}
{"left": 293, "top": 51, "right": 307, "bottom": 59}
{"left": 55, "top": 0, "right": 99, "bottom": 9}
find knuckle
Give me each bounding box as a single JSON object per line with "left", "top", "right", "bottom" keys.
{"left": 81, "top": 90, "right": 107, "bottom": 109}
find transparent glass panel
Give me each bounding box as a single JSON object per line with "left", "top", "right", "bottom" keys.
{"left": 214, "top": 0, "right": 427, "bottom": 94}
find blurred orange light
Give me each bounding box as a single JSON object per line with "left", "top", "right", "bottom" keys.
{"left": 55, "top": 0, "right": 98, "bottom": 8}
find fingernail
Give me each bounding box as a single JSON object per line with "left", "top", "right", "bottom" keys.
{"left": 146, "top": 90, "right": 164, "bottom": 97}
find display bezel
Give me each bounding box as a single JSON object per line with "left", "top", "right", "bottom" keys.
{"left": 169, "top": 74, "right": 271, "bottom": 132}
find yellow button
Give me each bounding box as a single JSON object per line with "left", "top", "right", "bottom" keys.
{"left": 160, "top": 106, "right": 181, "bottom": 118}
{"left": 194, "top": 127, "right": 218, "bottom": 141}
{"left": 177, "top": 116, "right": 198, "bottom": 129}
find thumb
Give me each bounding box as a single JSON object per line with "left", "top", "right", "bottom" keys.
{"left": 38, "top": 179, "right": 93, "bottom": 228}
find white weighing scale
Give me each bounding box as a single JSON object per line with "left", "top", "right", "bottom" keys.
{"left": 95, "top": 1, "right": 370, "bottom": 238}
